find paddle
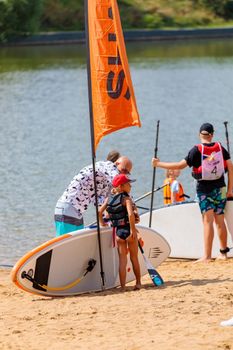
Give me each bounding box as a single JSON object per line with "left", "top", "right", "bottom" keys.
{"left": 149, "top": 120, "right": 160, "bottom": 227}
{"left": 224, "top": 121, "right": 231, "bottom": 155}
{"left": 134, "top": 183, "right": 168, "bottom": 204}
{"left": 138, "top": 240, "right": 164, "bottom": 286}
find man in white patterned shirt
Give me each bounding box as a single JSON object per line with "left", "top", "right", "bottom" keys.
{"left": 54, "top": 156, "right": 132, "bottom": 236}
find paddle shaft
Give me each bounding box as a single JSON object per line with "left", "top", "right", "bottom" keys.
{"left": 149, "top": 120, "right": 160, "bottom": 227}
{"left": 224, "top": 121, "right": 231, "bottom": 155}
{"left": 135, "top": 183, "right": 168, "bottom": 204}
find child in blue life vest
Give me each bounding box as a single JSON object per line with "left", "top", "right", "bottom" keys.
{"left": 98, "top": 173, "right": 141, "bottom": 291}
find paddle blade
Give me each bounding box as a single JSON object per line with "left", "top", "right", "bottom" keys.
{"left": 148, "top": 267, "right": 164, "bottom": 286}
{"left": 138, "top": 240, "right": 164, "bottom": 286}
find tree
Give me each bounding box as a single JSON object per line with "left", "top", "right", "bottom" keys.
{"left": 0, "top": 0, "right": 43, "bottom": 42}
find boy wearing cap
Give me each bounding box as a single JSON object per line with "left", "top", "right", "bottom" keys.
{"left": 99, "top": 174, "right": 141, "bottom": 291}
{"left": 152, "top": 122, "right": 233, "bottom": 263}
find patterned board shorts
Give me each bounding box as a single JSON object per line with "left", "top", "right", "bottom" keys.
{"left": 197, "top": 187, "right": 227, "bottom": 215}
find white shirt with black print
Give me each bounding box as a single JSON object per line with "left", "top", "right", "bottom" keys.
{"left": 59, "top": 161, "right": 119, "bottom": 215}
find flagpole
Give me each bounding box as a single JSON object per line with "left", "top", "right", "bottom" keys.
{"left": 84, "top": 0, "right": 105, "bottom": 288}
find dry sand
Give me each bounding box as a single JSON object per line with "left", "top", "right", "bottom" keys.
{"left": 1, "top": 259, "right": 233, "bottom": 350}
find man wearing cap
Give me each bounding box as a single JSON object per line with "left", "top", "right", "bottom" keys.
{"left": 152, "top": 122, "right": 233, "bottom": 263}
{"left": 54, "top": 156, "right": 132, "bottom": 236}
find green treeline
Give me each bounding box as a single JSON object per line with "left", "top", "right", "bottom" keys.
{"left": 1, "top": 0, "right": 233, "bottom": 42}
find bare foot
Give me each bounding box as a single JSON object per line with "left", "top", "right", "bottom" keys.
{"left": 193, "top": 257, "right": 213, "bottom": 264}
{"left": 120, "top": 286, "right": 126, "bottom": 292}
{"left": 216, "top": 253, "right": 227, "bottom": 261}
{"left": 134, "top": 284, "right": 141, "bottom": 291}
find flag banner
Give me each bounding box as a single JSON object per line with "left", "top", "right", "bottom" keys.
{"left": 87, "top": 0, "right": 141, "bottom": 150}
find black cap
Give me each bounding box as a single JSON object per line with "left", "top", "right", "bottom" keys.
{"left": 199, "top": 123, "right": 214, "bottom": 134}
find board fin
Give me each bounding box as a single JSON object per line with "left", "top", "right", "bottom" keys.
{"left": 33, "top": 250, "right": 52, "bottom": 291}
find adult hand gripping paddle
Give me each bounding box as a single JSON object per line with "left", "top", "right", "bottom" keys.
{"left": 138, "top": 241, "right": 164, "bottom": 286}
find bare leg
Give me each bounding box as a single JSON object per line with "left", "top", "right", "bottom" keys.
{"left": 214, "top": 213, "right": 228, "bottom": 260}
{"left": 127, "top": 237, "right": 141, "bottom": 288}
{"left": 117, "top": 239, "right": 128, "bottom": 290}
{"left": 195, "top": 209, "right": 214, "bottom": 263}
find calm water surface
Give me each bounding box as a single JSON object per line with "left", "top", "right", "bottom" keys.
{"left": 1, "top": 39, "right": 233, "bottom": 265}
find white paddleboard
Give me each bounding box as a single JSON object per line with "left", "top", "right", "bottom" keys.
{"left": 140, "top": 199, "right": 233, "bottom": 259}
{"left": 11, "top": 225, "right": 170, "bottom": 296}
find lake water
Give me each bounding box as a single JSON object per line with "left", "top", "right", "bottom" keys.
{"left": 0, "top": 38, "right": 233, "bottom": 266}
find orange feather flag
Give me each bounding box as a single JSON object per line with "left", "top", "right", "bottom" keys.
{"left": 86, "top": 0, "right": 141, "bottom": 151}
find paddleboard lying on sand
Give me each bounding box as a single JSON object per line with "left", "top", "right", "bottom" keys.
{"left": 11, "top": 225, "right": 170, "bottom": 296}
{"left": 140, "top": 199, "right": 233, "bottom": 259}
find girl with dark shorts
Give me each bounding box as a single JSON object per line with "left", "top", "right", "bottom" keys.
{"left": 99, "top": 174, "right": 141, "bottom": 291}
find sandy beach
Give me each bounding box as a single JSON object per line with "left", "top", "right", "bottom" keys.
{"left": 1, "top": 259, "right": 233, "bottom": 350}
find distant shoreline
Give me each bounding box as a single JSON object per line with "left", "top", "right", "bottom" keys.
{"left": 3, "top": 27, "right": 233, "bottom": 47}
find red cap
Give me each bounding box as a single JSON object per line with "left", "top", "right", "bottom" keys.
{"left": 112, "top": 174, "right": 136, "bottom": 187}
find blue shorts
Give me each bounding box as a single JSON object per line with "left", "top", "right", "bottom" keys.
{"left": 54, "top": 202, "right": 84, "bottom": 236}
{"left": 197, "top": 187, "right": 227, "bottom": 215}
{"left": 55, "top": 221, "right": 84, "bottom": 236}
